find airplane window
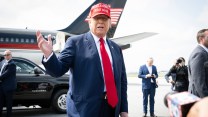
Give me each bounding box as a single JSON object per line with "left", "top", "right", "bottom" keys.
{"left": 26, "top": 39, "right": 29, "bottom": 43}
{"left": 21, "top": 38, "right": 24, "bottom": 43}
{"left": 5, "top": 38, "right": 9, "bottom": 42}
{"left": 16, "top": 38, "right": 19, "bottom": 43}
{"left": 0, "top": 38, "right": 3, "bottom": 42}
{"left": 31, "top": 39, "right": 34, "bottom": 43}
{"left": 11, "top": 38, "right": 14, "bottom": 42}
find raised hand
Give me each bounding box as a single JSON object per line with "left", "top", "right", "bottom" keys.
{"left": 36, "top": 30, "right": 53, "bottom": 58}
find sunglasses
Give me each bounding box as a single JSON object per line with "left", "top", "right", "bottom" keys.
{"left": 3, "top": 54, "right": 10, "bottom": 56}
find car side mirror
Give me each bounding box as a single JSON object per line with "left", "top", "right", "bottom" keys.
{"left": 34, "top": 67, "right": 42, "bottom": 75}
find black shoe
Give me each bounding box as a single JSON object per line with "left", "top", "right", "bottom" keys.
{"left": 143, "top": 113, "right": 147, "bottom": 117}
{"left": 150, "top": 113, "right": 157, "bottom": 117}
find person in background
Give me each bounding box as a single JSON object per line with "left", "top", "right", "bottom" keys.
{"left": 165, "top": 57, "right": 189, "bottom": 92}
{"left": 36, "top": 2, "right": 128, "bottom": 117}
{"left": 164, "top": 59, "right": 178, "bottom": 91}
{"left": 138, "top": 57, "right": 158, "bottom": 117}
{"left": 188, "top": 29, "right": 208, "bottom": 98}
{"left": 0, "top": 50, "right": 17, "bottom": 117}
{"left": 174, "top": 57, "right": 188, "bottom": 92}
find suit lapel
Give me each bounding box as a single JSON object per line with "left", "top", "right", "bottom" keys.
{"left": 152, "top": 66, "right": 154, "bottom": 74}
{"left": 144, "top": 65, "right": 150, "bottom": 74}
{"left": 0, "top": 60, "right": 7, "bottom": 74}
{"left": 85, "top": 32, "right": 103, "bottom": 79}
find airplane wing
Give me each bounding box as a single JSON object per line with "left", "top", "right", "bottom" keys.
{"left": 111, "top": 32, "right": 158, "bottom": 50}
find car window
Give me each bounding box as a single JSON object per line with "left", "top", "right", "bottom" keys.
{"left": 14, "top": 59, "right": 38, "bottom": 74}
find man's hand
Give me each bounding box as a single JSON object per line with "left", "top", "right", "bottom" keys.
{"left": 187, "top": 97, "right": 208, "bottom": 117}
{"left": 168, "top": 79, "right": 175, "bottom": 84}
{"left": 120, "top": 112, "right": 128, "bottom": 117}
{"left": 146, "top": 74, "right": 152, "bottom": 78}
{"left": 36, "top": 30, "right": 53, "bottom": 58}
{"left": 152, "top": 74, "right": 156, "bottom": 78}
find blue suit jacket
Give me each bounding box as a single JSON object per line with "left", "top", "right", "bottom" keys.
{"left": 138, "top": 65, "right": 158, "bottom": 89}
{"left": 0, "top": 59, "right": 17, "bottom": 92}
{"left": 42, "top": 32, "right": 128, "bottom": 117}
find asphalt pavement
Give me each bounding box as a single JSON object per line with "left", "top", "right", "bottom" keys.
{"left": 127, "top": 77, "right": 170, "bottom": 117}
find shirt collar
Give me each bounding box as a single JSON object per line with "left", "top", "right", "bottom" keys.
{"left": 91, "top": 32, "right": 107, "bottom": 44}
{"left": 146, "top": 64, "right": 152, "bottom": 68}
{"left": 199, "top": 44, "right": 208, "bottom": 53}
{"left": 4, "top": 60, "right": 9, "bottom": 63}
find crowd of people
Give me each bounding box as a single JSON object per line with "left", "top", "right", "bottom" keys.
{"left": 0, "top": 2, "right": 208, "bottom": 117}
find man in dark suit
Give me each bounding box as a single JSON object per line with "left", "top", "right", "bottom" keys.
{"left": 138, "top": 57, "right": 158, "bottom": 117}
{"left": 0, "top": 50, "right": 17, "bottom": 117}
{"left": 36, "top": 3, "right": 128, "bottom": 117}
{"left": 188, "top": 29, "right": 208, "bottom": 98}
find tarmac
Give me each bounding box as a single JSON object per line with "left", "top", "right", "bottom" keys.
{"left": 127, "top": 76, "right": 170, "bottom": 86}
{"left": 3, "top": 76, "right": 171, "bottom": 117}
{"left": 127, "top": 76, "right": 171, "bottom": 117}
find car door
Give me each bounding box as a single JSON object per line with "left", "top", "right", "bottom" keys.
{"left": 13, "top": 59, "right": 54, "bottom": 100}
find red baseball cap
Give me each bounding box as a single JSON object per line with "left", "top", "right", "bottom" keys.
{"left": 89, "top": 3, "right": 111, "bottom": 18}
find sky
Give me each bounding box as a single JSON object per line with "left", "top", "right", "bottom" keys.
{"left": 0, "top": 0, "right": 208, "bottom": 73}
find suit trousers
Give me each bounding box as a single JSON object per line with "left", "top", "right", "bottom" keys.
{"left": 99, "top": 93, "right": 115, "bottom": 117}
{"left": 0, "top": 84, "right": 14, "bottom": 117}
{"left": 142, "top": 83, "right": 156, "bottom": 114}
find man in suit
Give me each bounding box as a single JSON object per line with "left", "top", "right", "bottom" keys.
{"left": 36, "top": 3, "right": 128, "bottom": 117}
{"left": 0, "top": 50, "right": 17, "bottom": 117}
{"left": 188, "top": 29, "right": 208, "bottom": 98}
{"left": 138, "top": 57, "right": 158, "bottom": 117}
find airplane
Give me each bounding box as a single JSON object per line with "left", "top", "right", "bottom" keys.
{"left": 0, "top": 0, "right": 157, "bottom": 65}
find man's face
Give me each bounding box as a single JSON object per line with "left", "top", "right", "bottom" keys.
{"left": 201, "top": 31, "right": 208, "bottom": 48}
{"left": 147, "top": 59, "right": 153, "bottom": 66}
{"left": 89, "top": 15, "right": 111, "bottom": 38}
{"left": 4, "top": 51, "right": 12, "bottom": 60}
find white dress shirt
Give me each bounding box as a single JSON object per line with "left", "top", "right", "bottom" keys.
{"left": 146, "top": 64, "right": 154, "bottom": 83}
{"left": 91, "top": 32, "right": 113, "bottom": 92}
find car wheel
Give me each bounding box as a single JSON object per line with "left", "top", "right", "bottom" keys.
{"left": 52, "top": 89, "right": 67, "bottom": 113}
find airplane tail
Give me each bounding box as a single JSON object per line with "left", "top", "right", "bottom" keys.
{"left": 59, "top": 0, "right": 127, "bottom": 38}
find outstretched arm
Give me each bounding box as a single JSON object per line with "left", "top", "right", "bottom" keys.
{"left": 36, "top": 30, "right": 53, "bottom": 58}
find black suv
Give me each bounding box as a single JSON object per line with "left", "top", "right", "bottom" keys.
{"left": 0, "top": 55, "right": 69, "bottom": 113}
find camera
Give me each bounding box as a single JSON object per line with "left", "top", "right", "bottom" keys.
{"left": 176, "top": 58, "right": 182, "bottom": 64}
{"left": 164, "top": 91, "right": 200, "bottom": 117}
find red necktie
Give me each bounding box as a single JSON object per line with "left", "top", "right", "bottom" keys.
{"left": 99, "top": 38, "right": 118, "bottom": 108}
